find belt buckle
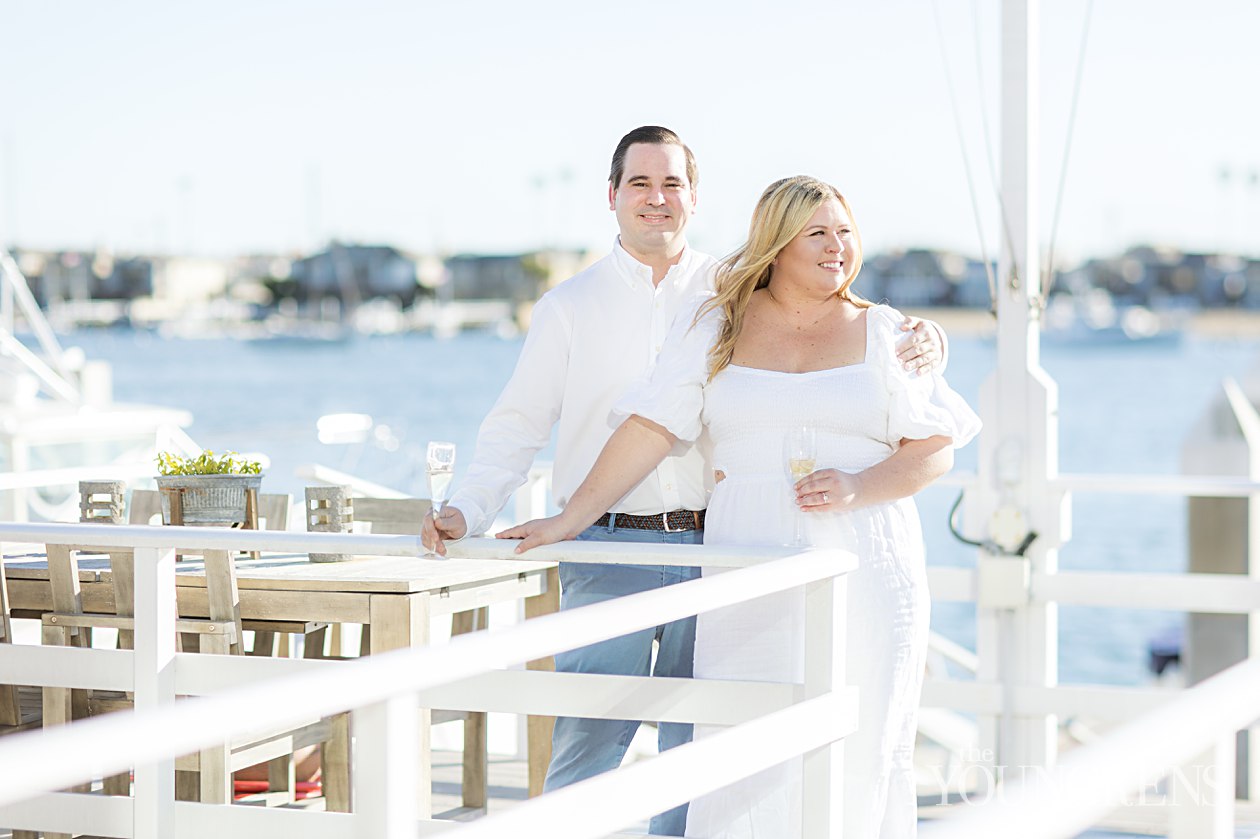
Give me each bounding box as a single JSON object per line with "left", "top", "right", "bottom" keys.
{"left": 661, "top": 510, "right": 682, "bottom": 533}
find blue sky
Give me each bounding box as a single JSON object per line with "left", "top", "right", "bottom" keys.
{"left": 1, "top": 0, "right": 1256, "bottom": 264}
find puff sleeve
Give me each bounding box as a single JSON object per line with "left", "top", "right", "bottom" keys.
{"left": 613, "top": 293, "right": 722, "bottom": 442}
{"left": 874, "top": 305, "right": 982, "bottom": 447}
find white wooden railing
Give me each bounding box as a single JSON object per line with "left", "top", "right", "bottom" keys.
{"left": 0, "top": 521, "right": 857, "bottom": 839}
{"left": 939, "top": 469, "right": 1260, "bottom": 498}
{"left": 919, "top": 469, "right": 1260, "bottom": 834}
{"left": 920, "top": 656, "right": 1260, "bottom": 838}
{"left": 5, "top": 467, "right": 1259, "bottom": 835}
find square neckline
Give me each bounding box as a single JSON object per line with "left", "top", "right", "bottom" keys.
{"left": 726, "top": 306, "right": 872, "bottom": 377}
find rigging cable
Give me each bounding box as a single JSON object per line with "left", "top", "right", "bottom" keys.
{"left": 933, "top": 0, "right": 1098, "bottom": 311}
{"left": 1040, "top": 0, "right": 1097, "bottom": 310}
{"left": 929, "top": 0, "right": 1000, "bottom": 314}
{"left": 966, "top": 0, "right": 1022, "bottom": 302}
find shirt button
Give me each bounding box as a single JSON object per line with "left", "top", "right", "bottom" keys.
{"left": 665, "top": 483, "right": 673, "bottom": 490}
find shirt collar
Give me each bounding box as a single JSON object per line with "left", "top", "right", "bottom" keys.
{"left": 612, "top": 236, "right": 694, "bottom": 291}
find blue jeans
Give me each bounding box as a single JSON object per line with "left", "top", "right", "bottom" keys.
{"left": 543, "top": 520, "right": 702, "bottom": 836}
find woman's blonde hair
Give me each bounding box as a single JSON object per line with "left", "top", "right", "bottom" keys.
{"left": 697, "top": 175, "right": 869, "bottom": 380}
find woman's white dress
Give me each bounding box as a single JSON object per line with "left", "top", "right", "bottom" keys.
{"left": 616, "top": 300, "right": 981, "bottom": 838}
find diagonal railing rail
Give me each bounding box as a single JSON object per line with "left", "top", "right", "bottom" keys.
{"left": 920, "top": 656, "right": 1260, "bottom": 839}
{"left": 0, "top": 522, "right": 857, "bottom": 838}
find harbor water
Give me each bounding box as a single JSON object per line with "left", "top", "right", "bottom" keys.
{"left": 49, "top": 324, "right": 1260, "bottom": 688}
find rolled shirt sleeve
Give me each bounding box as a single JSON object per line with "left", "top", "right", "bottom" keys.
{"left": 614, "top": 293, "right": 721, "bottom": 443}
{"left": 448, "top": 294, "right": 571, "bottom": 537}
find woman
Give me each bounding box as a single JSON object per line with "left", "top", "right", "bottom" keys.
{"left": 502, "top": 176, "right": 981, "bottom": 837}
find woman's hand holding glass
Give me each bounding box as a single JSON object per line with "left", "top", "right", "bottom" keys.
{"left": 784, "top": 427, "right": 816, "bottom": 546}
{"left": 795, "top": 468, "right": 862, "bottom": 512}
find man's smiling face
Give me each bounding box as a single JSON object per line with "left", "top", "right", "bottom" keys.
{"left": 608, "top": 142, "right": 697, "bottom": 263}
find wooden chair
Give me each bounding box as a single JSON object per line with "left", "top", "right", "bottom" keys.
{"left": 0, "top": 557, "right": 40, "bottom": 735}
{"left": 127, "top": 489, "right": 333, "bottom": 800}
{"left": 349, "top": 496, "right": 490, "bottom": 813}
{"left": 130, "top": 490, "right": 324, "bottom": 657}
{"left": 0, "top": 560, "right": 39, "bottom": 839}
{"left": 39, "top": 542, "right": 350, "bottom": 811}
{"left": 229, "top": 494, "right": 333, "bottom": 659}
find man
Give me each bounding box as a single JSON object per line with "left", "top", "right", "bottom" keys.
{"left": 421, "top": 125, "right": 943, "bottom": 835}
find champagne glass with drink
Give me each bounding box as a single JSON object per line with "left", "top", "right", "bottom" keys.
{"left": 426, "top": 441, "right": 456, "bottom": 552}
{"left": 784, "top": 426, "right": 816, "bottom": 547}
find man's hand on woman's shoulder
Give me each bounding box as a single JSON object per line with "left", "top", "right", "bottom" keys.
{"left": 896, "top": 315, "right": 946, "bottom": 375}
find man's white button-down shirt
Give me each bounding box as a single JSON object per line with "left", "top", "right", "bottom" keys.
{"left": 449, "top": 239, "right": 717, "bottom": 537}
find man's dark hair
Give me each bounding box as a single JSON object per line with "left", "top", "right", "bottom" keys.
{"left": 608, "top": 126, "right": 699, "bottom": 190}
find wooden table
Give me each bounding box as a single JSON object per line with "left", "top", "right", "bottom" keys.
{"left": 1, "top": 547, "right": 559, "bottom": 815}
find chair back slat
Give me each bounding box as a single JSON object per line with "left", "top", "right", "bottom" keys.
{"left": 108, "top": 550, "right": 137, "bottom": 651}
{"left": 46, "top": 545, "right": 84, "bottom": 621}
{"left": 0, "top": 558, "right": 20, "bottom": 727}
{"left": 0, "top": 557, "right": 11, "bottom": 644}
{"left": 352, "top": 497, "right": 431, "bottom": 536}
{"left": 128, "top": 489, "right": 163, "bottom": 526}
{"left": 257, "top": 493, "right": 291, "bottom": 532}
{"left": 202, "top": 550, "right": 244, "bottom": 656}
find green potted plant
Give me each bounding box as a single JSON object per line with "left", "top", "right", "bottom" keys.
{"left": 155, "top": 450, "right": 264, "bottom": 526}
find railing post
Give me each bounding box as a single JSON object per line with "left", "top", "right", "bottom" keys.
{"left": 132, "top": 546, "right": 177, "bottom": 839}
{"left": 353, "top": 693, "right": 420, "bottom": 838}
{"left": 1169, "top": 733, "right": 1236, "bottom": 839}
{"left": 802, "top": 559, "right": 848, "bottom": 838}
{"left": 515, "top": 466, "right": 550, "bottom": 524}
{"left": 516, "top": 465, "right": 553, "bottom": 774}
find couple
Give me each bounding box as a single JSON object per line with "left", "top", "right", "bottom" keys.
{"left": 422, "top": 127, "right": 979, "bottom": 837}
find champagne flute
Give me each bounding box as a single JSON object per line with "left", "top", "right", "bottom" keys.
{"left": 426, "top": 441, "right": 456, "bottom": 537}
{"left": 783, "top": 426, "right": 817, "bottom": 547}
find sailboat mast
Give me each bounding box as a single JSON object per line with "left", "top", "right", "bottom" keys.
{"left": 973, "top": 0, "right": 1066, "bottom": 777}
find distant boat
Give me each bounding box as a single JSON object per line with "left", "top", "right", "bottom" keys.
{"left": 412, "top": 297, "right": 518, "bottom": 340}
{"left": 251, "top": 315, "right": 352, "bottom": 344}
{"left": 1041, "top": 291, "right": 1184, "bottom": 346}
{"left": 0, "top": 251, "right": 197, "bottom": 522}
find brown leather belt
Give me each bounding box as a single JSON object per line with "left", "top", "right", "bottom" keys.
{"left": 593, "top": 509, "right": 707, "bottom": 533}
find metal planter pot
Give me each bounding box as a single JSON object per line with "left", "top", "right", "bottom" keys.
{"left": 155, "top": 474, "right": 263, "bottom": 526}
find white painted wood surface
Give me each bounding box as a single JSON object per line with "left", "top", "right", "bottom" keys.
{"left": 452, "top": 691, "right": 858, "bottom": 839}
{"left": 920, "top": 658, "right": 1260, "bottom": 839}
{"left": 0, "top": 522, "right": 858, "bottom": 838}
{"left": 132, "top": 545, "right": 176, "bottom": 839}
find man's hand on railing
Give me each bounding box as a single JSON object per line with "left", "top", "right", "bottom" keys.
{"left": 421, "top": 506, "right": 468, "bottom": 557}
{"left": 497, "top": 513, "right": 583, "bottom": 554}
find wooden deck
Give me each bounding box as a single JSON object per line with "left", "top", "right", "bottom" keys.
{"left": 0, "top": 750, "right": 651, "bottom": 837}
{"left": 430, "top": 749, "right": 532, "bottom": 818}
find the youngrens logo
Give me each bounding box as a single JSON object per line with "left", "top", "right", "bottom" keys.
{"left": 920, "top": 747, "right": 1229, "bottom": 809}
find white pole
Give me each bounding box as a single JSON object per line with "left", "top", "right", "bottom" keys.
{"left": 353, "top": 694, "right": 420, "bottom": 839}
{"left": 133, "top": 546, "right": 177, "bottom": 839}
{"left": 801, "top": 574, "right": 848, "bottom": 837}
{"left": 972, "top": 0, "right": 1065, "bottom": 779}
{"left": 0, "top": 248, "right": 77, "bottom": 390}
{"left": 1, "top": 250, "right": 12, "bottom": 335}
